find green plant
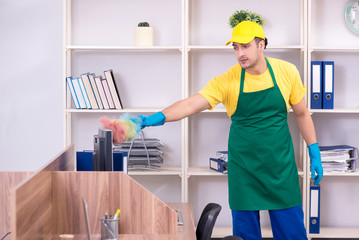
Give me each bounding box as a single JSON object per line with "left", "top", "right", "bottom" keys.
{"left": 228, "top": 10, "right": 265, "bottom": 28}
{"left": 138, "top": 22, "right": 150, "bottom": 27}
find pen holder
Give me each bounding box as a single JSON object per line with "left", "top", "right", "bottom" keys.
{"left": 100, "top": 217, "right": 119, "bottom": 240}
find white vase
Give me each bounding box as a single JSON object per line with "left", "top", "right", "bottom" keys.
{"left": 134, "top": 27, "right": 154, "bottom": 46}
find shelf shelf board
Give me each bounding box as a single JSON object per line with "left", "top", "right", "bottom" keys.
{"left": 323, "top": 171, "right": 359, "bottom": 177}
{"left": 310, "top": 108, "right": 359, "bottom": 114}
{"left": 308, "top": 227, "right": 359, "bottom": 238}
{"left": 212, "top": 226, "right": 273, "bottom": 238}
{"left": 188, "top": 167, "right": 305, "bottom": 177}
{"left": 188, "top": 167, "right": 227, "bottom": 176}
{"left": 310, "top": 47, "right": 359, "bottom": 52}
{"left": 65, "top": 108, "right": 162, "bottom": 113}
{"left": 188, "top": 45, "right": 304, "bottom": 50}
{"left": 66, "top": 45, "right": 182, "bottom": 51}
{"left": 128, "top": 166, "right": 182, "bottom": 176}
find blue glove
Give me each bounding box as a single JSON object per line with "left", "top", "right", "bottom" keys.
{"left": 308, "top": 143, "right": 323, "bottom": 185}
{"left": 138, "top": 112, "right": 166, "bottom": 129}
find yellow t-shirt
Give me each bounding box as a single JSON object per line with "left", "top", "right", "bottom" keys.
{"left": 199, "top": 57, "right": 306, "bottom": 117}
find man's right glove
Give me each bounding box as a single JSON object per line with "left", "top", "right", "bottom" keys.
{"left": 308, "top": 143, "right": 323, "bottom": 185}
{"left": 138, "top": 112, "right": 166, "bottom": 129}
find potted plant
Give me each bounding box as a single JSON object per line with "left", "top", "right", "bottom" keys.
{"left": 134, "top": 22, "right": 154, "bottom": 46}
{"left": 228, "top": 10, "right": 265, "bottom": 28}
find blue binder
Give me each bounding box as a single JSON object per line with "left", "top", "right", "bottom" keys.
{"left": 311, "top": 61, "right": 323, "bottom": 109}
{"left": 322, "top": 61, "right": 334, "bottom": 109}
{"left": 76, "top": 151, "right": 128, "bottom": 173}
{"left": 209, "top": 158, "right": 227, "bottom": 174}
{"left": 309, "top": 185, "right": 320, "bottom": 234}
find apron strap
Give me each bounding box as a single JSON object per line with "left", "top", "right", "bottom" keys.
{"left": 239, "top": 58, "right": 277, "bottom": 94}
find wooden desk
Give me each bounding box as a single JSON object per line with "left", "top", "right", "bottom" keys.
{"left": 8, "top": 145, "right": 196, "bottom": 240}
{"left": 49, "top": 203, "right": 196, "bottom": 240}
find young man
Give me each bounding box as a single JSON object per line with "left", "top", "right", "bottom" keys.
{"left": 138, "top": 21, "right": 323, "bottom": 239}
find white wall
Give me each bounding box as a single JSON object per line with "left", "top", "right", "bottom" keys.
{"left": 0, "top": 1, "right": 63, "bottom": 171}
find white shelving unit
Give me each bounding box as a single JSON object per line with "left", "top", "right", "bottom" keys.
{"left": 307, "top": 0, "right": 359, "bottom": 239}
{"left": 63, "top": 0, "right": 359, "bottom": 238}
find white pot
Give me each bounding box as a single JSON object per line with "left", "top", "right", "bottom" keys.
{"left": 134, "top": 27, "right": 154, "bottom": 46}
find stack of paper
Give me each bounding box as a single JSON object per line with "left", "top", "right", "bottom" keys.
{"left": 113, "top": 138, "right": 164, "bottom": 167}
{"left": 319, "top": 145, "right": 358, "bottom": 172}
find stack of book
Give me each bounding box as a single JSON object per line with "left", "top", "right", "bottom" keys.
{"left": 66, "top": 69, "right": 123, "bottom": 110}
{"left": 209, "top": 150, "right": 228, "bottom": 174}
{"left": 113, "top": 138, "right": 164, "bottom": 168}
{"left": 320, "top": 145, "right": 358, "bottom": 172}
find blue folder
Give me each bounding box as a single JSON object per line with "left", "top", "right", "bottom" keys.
{"left": 76, "top": 151, "right": 128, "bottom": 173}
{"left": 311, "top": 61, "right": 323, "bottom": 109}
{"left": 309, "top": 184, "right": 320, "bottom": 234}
{"left": 322, "top": 61, "right": 334, "bottom": 109}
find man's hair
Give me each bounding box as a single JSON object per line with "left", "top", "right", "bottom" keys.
{"left": 254, "top": 37, "right": 268, "bottom": 49}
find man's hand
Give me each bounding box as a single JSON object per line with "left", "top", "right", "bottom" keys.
{"left": 308, "top": 143, "right": 323, "bottom": 185}
{"left": 138, "top": 112, "right": 166, "bottom": 129}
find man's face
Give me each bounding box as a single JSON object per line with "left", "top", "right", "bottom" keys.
{"left": 232, "top": 39, "right": 264, "bottom": 70}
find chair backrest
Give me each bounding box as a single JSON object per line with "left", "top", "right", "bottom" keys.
{"left": 222, "top": 235, "right": 244, "bottom": 240}
{"left": 196, "top": 203, "right": 222, "bottom": 240}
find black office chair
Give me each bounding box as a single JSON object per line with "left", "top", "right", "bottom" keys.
{"left": 196, "top": 203, "right": 222, "bottom": 240}
{"left": 222, "top": 235, "right": 243, "bottom": 240}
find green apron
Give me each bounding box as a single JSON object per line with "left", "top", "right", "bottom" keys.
{"left": 228, "top": 58, "right": 302, "bottom": 211}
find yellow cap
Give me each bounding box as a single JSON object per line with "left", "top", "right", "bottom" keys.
{"left": 225, "top": 21, "right": 265, "bottom": 45}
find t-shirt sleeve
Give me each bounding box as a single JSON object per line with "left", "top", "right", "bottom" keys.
{"left": 198, "top": 73, "right": 227, "bottom": 110}
{"left": 289, "top": 66, "right": 306, "bottom": 106}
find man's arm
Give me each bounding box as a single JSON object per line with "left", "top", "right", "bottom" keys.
{"left": 291, "top": 97, "right": 317, "bottom": 145}
{"left": 292, "top": 97, "right": 323, "bottom": 185}
{"left": 162, "top": 93, "right": 212, "bottom": 122}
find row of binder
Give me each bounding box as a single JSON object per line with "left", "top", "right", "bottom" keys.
{"left": 66, "top": 69, "right": 123, "bottom": 110}
{"left": 311, "top": 61, "right": 334, "bottom": 109}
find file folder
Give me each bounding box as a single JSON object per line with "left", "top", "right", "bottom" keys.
{"left": 311, "top": 61, "right": 323, "bottom": 109}
{"left": 77, "top": 151, "right": 128, "bottom": 173}
{"left": 322, "top": 61, "right": 334, "bottom": 109}
{"left": 309, "top": 184, "right": 320, "bottom": 234}
{"left": 209, "top": 158, "right": 227, "bottom": 174}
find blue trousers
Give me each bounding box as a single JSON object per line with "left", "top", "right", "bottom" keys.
{"left": 231, "top": 204, "right": 308, "bottom": 240}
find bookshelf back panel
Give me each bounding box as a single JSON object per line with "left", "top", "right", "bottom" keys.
{"left": 310, "top": 0, "right": 359, "bottom": 47}
{"left": 189, "top": 0, "right": 302, "bottom": 46}
{"left": 71, "top": 0, "right": 182, "bottom": 46}
{"left": 319, "top": 177, "right": 359, "bottom": 227}
{"left": 312, "top": 114, "right": 359, "bottom": 147}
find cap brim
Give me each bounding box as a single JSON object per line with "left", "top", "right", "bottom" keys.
{"left": 225, "top": 36, "right": 255, "bottom": 45}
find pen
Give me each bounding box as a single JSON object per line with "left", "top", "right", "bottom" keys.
{"left": 114, "top": 209, "right": 120, "bottom": 219}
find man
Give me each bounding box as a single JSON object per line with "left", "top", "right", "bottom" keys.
{"left": 138, "top": 21, "right": 323, "bottom": 240}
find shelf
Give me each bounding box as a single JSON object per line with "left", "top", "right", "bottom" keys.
{"left": 212, "top": 226, "right": 273, "bottom": 238}
{"left": 65, "top": 108, "right": 162, "bottom": 113}
{"left": 310, "top": 109, "right": 359, "bottom": 114}
{"left": 323, "top": 171, "right": 359, "bottom": 177}
{"left": 310, "top": 47, "right": 359, "bottom": 52}
{"left": 188, "top": 167, "right": 227, "bottom": 177}
{"left": 128, "top": 167, "right": 182, "bottom": 176}
{"left": 188, "top": 45, "right": 304, "bottom": 51}
{"left": 188, "top": 167, "right": 304, "bottom": 177}
{"left": 66, "top": 45, "right": 182, "bottom": 51}
{"left": 308, "top": 227, "right": 359, "bottom": 238}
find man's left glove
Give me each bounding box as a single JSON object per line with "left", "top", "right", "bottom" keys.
{"left": 308, "top": 143, "right": 323, "bottom": 185}
{"left": 138, "top": 112, "right": 166, "bottom": 129}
